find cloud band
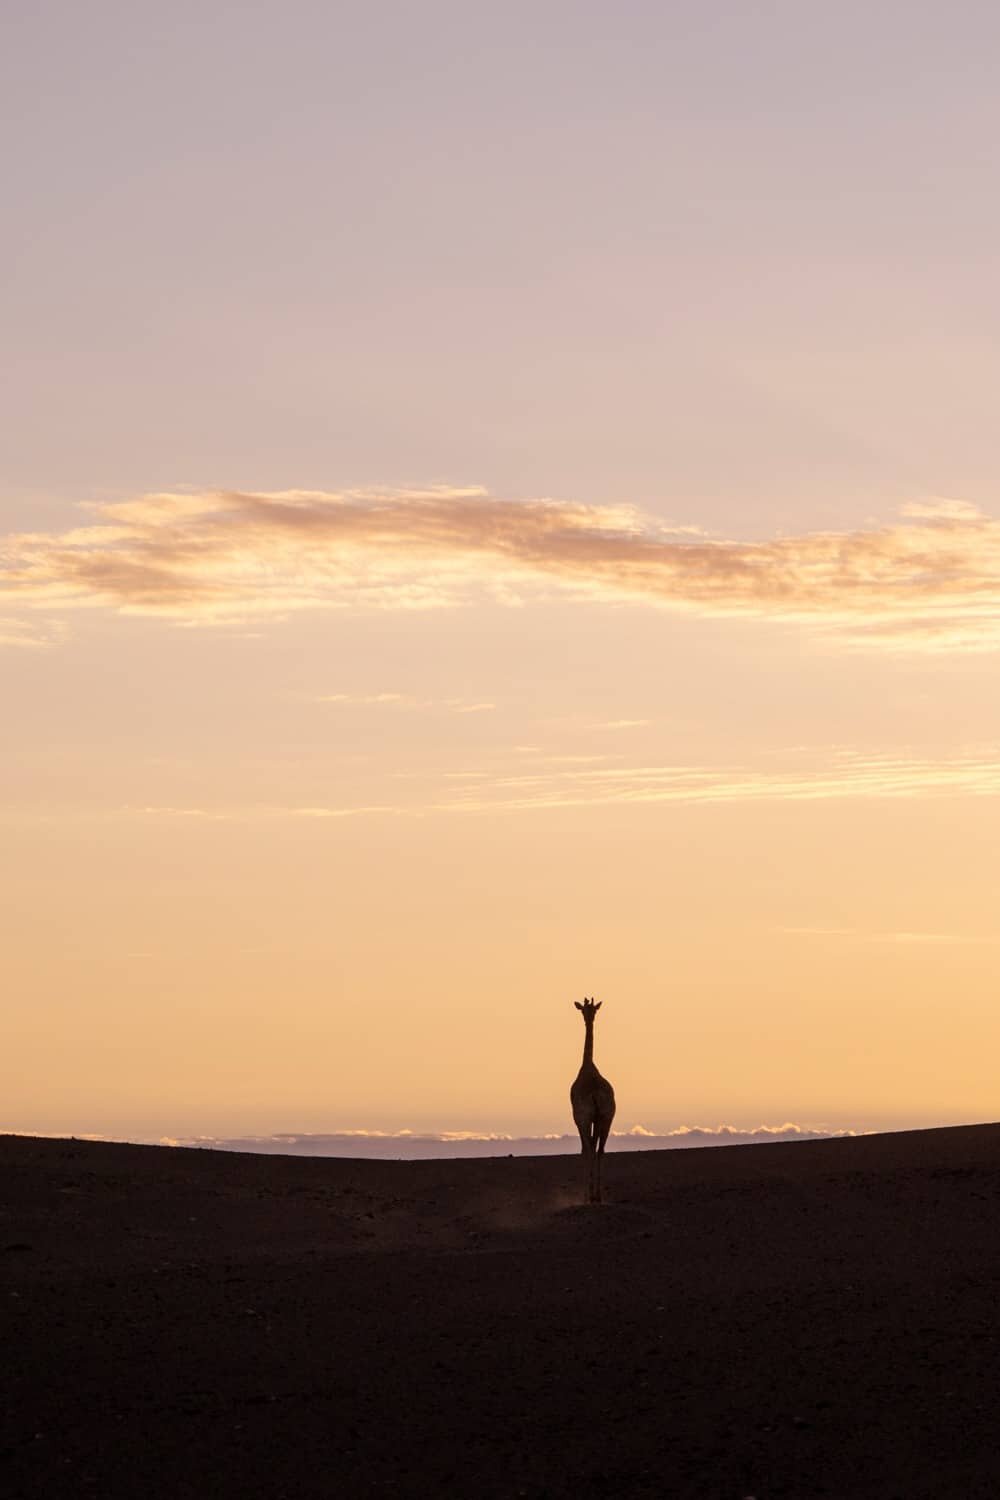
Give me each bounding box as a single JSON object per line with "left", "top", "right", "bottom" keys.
{"left": 3, "top": 488, "right": 1000, "bottom": 649}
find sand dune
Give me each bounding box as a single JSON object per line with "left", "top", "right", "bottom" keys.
{"left": 3, "top": 1125, "right": 1000, "bottom": 1497}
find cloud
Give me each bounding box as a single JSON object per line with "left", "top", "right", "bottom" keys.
{"left": 157, "top": 1123, "right": 859, "bottom": 1159}
{"left": 779, "top": 926, "right": 999, "bottom": 945}
{"left": 314, "top": 691, "right": 495, "bottom": 714}
{"left": 3, "top": 486, "right": 1000, "bottom": 649}
{"left": 3, "top": 743, "right": 998, "bottom": 828}
{"left": 434, "top": 745, "right": 1000, "bottom": 813}
{"left": 0, "top": 615, "right": 66, "bottom": 649}
{"left": 657, "top": 1123, "right": 859, "bottom": 1143}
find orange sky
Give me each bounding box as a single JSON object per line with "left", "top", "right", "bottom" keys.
{"left": 4, "top": 546, "right": 1000, "bottom": 1140}
{"left": 4, "top": 4, "right": 1000, "bottom": 1144}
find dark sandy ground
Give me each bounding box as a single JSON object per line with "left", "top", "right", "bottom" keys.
{"left": 4, "top": 1126, "right": 1000, "bottom": 1499}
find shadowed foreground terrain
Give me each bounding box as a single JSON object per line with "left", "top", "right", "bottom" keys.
{"left": 4, "top": 1126, "right": 1000, "bottom": 1499}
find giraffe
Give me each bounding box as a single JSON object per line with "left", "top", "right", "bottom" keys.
{"left": 570, "top": 997, "right": 616, "bottom": 1205}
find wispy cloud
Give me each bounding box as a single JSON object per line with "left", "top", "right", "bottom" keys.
{"left": 4, "top": 487, "right": 1000, "bottom": 650}
{"left": 779, "top": 926, "right": 1000, "bottom": 945}
{"left": 0, "top": 615, "right": 67, "bottom": 649}
{"left": 435, "top": 745, "right": 1000, "bottom": 813}
{"left": 4, "top": 744, "right": 999, "bottom": 826}
{"left": 313, "top": 691, "right": 495, "bottom": 714}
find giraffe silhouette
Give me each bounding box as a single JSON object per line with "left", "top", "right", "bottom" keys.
{"left": 570, "top": 997, "right": 616, "bottom": 1204}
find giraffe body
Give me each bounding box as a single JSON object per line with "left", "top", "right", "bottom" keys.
{"left": 570, "top": 998, "right": 616, "bottom": 1204}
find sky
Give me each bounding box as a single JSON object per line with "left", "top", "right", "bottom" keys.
{"left": 3, "top": 1, "right": 1000, "bottom": 1149}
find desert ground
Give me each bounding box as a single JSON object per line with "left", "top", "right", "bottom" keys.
{"left": 4, "top": 1125, "right": 1000, "bottom": 1498}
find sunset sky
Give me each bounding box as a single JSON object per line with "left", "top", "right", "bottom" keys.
{"left": 4, "top": 2, "right": 1000, "bottom": 1148}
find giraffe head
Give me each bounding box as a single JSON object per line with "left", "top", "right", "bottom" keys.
{"left": 575, "top": 996, "right": 602, "bottom": 1021}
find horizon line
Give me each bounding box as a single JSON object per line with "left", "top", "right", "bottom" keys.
{"left": 3, "top": 1121, "right": 870, "bottom": 1160}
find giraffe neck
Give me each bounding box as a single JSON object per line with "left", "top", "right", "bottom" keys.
{"left": 582, "top": 1020, "right": 595, "bottom": 1068}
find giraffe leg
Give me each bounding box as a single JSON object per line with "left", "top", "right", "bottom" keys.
{"left": 595, "top": 1125, "right": 610, "bottom": 1205}
{"left": 576, "top": 1125, "right": 590, "bottom": 1205}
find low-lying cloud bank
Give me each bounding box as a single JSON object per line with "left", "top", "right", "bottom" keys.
{"left": 4, "top": 487, "right": 1000, "bottom": 650}
{"left": 160, "top": 1123, "right": 859, "bottom": 1160}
